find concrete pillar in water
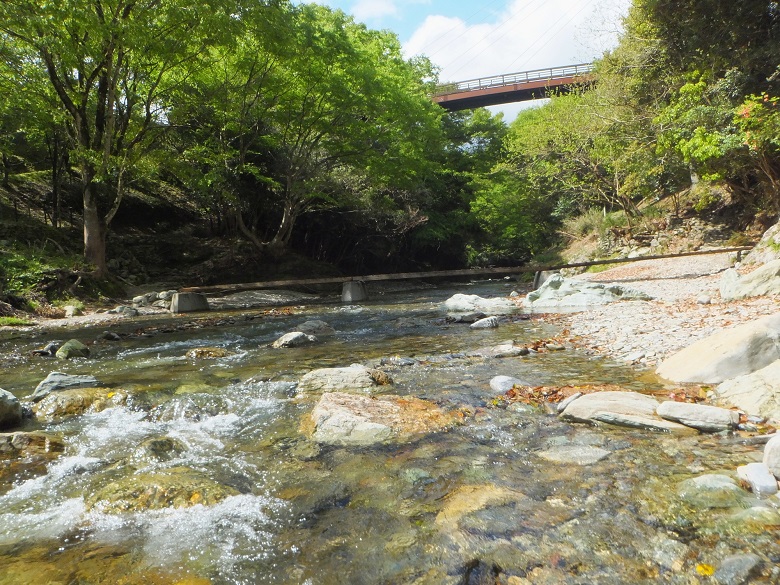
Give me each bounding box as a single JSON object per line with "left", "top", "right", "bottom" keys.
{"left": 341, "top": 281, "right": 368, "bottom": 302}
{"left": 170, "top": 292, "right": 210, "bottom": 313}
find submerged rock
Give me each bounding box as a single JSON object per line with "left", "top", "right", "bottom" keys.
{"left": 0, "top": 431, "right": 65, "bottom": 456}
{"left": 489, "top": 376, "right": 527, "bottom": 393}
{"left": 715, "top": 360, "right": 780, "bottom": 420}
{"left": 656, "top": 401, "right": 739, "bottom": 433}
{"left": 297, "top": 365, "right": 392, "bottom": 394}
{"left": 524, "top": 274, "right": 652, "bottom": 310}
{"left": 714, "top": 553, "right": 762, "bottom": 585}
{"left": 307, "top": 391, "right": 458, "bottom": 446}
{"left": 29, "top": 371, "right": 100, "bottom": 402}
{"left": 33, "top": 387, "right": 127, "bottom": 422}
{"left": 55, "top": 339, "right": 90, "bottom": 360}
{"left": 434, "top": 484, "right": 525, "bottom": 531}
{"left": 0, "top": 389, "right": 22, "bottom": 430}
{"left": 536, "top": 444, "right": 610, "bottom": 465}
{"left": 186, "top": 347, "right": 230, "bottom": 359}
{"left": 86, "top": 466, "right": 239, "bottom": 512}
{"left": 678, "top": 474, "right": 746, "bottom": 509}
{"left": 656, "top": 314, "right": 780, "bottom": 384}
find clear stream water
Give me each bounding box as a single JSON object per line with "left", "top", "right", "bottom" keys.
{"left": 0, "top": 282, "right": 777, "bottom": 584}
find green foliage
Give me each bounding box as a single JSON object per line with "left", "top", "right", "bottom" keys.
{"left": 0, "top": 317, "right": 33, "bottom": 327}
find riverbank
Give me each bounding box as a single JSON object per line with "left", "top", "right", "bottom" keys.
{"left": 546, "top": 252, "right": 779, "bottom": 369}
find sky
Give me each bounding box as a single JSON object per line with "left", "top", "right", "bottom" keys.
{"left": 309, "top": 0, "right": 632, "bottom": 121}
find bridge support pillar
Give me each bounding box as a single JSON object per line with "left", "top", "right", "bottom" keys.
{"left": 170, "top": 292, "right": 210, "bottom": 313}
{"left": 341, "top": 281, "right": 368, "bottom": 303}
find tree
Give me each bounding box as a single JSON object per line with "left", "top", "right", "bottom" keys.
{"left": 0, "top": 0, "right": 249, "bottom": 275}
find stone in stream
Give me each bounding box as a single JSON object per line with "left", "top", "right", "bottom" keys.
{"left": 736, "top": 462, "right": 778, "bottom": 497}
{"left": 307, "top": 391, "right": 459, "bottom": 446}
{"left": 297, "top": 365, "right": 392, "bottom": 394}
{"left": 656, "top": 313, "right": 780, "bottom": 384}
{"left": 470, "top": 316, "right": 499, "bottom": 329}
{"left": 715, "top": 360, "right": 780, "bottom": 421}
{"left": 677, "top": 474, "right": 747, "bottom": 509}
{"left": 489, "top": 376, "right": 529, "bottom": 393}
{"left": 33, "top": 387, "right": 127, "bottom": 423}
{"left": 468, "top": 344, "right": 529, "bottom": 359}
{"left": 0, "top": 431, "right": 65, "bottom": 456}
{"left": 656, "top": 401, "right": 740, "bottom": 433}
{"left": 559, "top": 391, "right": 694, "bottom": 434}
{"left": 185, "top": 347, "right": 230, "bottom": 359}
{"left": 271, "top": 332, "right": 318, "bottom": 349}
{"left": 714, "top": 554, "right": 762, "bottom": 585}
{"left": 443, "top": 294, "right": 516, "bottom": 315}
{"left": 763, "top": 434, "right": 780, "bottom": 478}
{"left": 446, "top": 311, "right": 486, "bottom": 323}
{"left": 0, "top": 389, "right": 23, "bottom": 430}
{"left": 28, "top": 371, "right": 100, "bottom": 402}
{"left": 170, "top": 292, "right": 209, "bottom": 314}
{"left": 55, "top": 339, "right": 90, "bottom": 360}
{"left": 295, "top": 320, "right": 336, "bottom": 336}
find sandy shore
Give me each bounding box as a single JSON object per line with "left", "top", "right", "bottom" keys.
{"left": 551, "top": 252, "right": 779, "bottom": 368}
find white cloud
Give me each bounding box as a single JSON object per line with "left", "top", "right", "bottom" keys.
{"left": 352, "top": 0, "right": 398, "bottom": 20}
{"left": 404, "top": 0, "right": 630, "bottom": 83}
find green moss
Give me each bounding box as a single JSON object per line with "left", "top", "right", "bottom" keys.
{"left": 0, "top": 317, "right": 33, "bottom": 327}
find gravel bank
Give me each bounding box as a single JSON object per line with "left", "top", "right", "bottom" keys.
{"left": 550, "top": 252, "right": 779, "bottom": 368}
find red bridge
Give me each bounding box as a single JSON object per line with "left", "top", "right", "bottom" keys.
{"left": 433, "top": 63, "right": 594, "bottom": 110}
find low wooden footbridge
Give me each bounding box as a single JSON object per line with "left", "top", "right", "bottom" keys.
{"left": 179, "top": 246, "right": 752, "bottom": 298}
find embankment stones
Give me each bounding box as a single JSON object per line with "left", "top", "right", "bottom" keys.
{"left": 524, "top": 274, "right": 652, "bottom": 310}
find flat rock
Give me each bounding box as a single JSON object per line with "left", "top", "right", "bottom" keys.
{"left": 0, "top": 388, "right": 22, "bottom": 431}
{"left": 33, "top": 387, "right": 127, "bottom": 422}
{"left": 561, "top": 391, "right": 694, "bottom": 433}
{"left": 468, "top": 344, "right": 528, "bottom": 359}
{"left": 656, "top": 401, "right": 739, "bottom": 433}
{"left": 297, "top": 365, "right": 392, "bottom": 394}
{"left": 763, "top": 434, "right": 780, "bottom": 478}
{"left": 719, "top": 259, "right": 780, "bottom": 301}
{"left": 678, "top": 474, "right": 746, "bottom": 508}
{"left": 656, "top": 313, "right": 780, "bottom": 384}
{"left": 272, "top": 331, "right": 318, "bottom": 348}
{"left": 536, "top": 444, "right": 610, "bottom": 465}
{"left": 55, "top": 339, "right": 90, "bottom": 360}
{"left": 524, "top": 274, "right": 652, "bottom": 310}
{"left": 443, "top": 294, "right": 516, "bottom": 315}
{"left": 0, "top": 431, "right": 65, "bottom": 456}
{"left": 716, "top": 359, "right": 780, "bottom": 420}
{"left": 308, "top": 391, "right": 458, "bottom": 446}
{"left": 737, "top": 462, "right": 778, "bottom": 497}
{"left": 434, "top": 484, "right": 525, "bottom": 531}
{"left": 29, "top": 372, "right": 100, "bottom": 402}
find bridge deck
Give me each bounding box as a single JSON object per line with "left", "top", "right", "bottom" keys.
{"left": 433, "top": 63, "right": 593, "bottom": 110}
{"left": 180, "top": 247, "right": 750, "bottom": 296}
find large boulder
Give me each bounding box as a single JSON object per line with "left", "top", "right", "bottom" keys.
{"left": 443, "top": 294, "right": 516, "bottom": 315}
{"left": 524, "top": 274, "right": 652, "bottom": 310}
{"left": 307, "top": 391, "right": 459, "bottom": 446}
{"left": 740, "top": 220, "right": 780, "bottom": 268}
{"left": 560, "top": 391, "right": 693, "bottom": 433}
{"left": 719, "top": 259, "right": 780, "bottom": 301}
{"left": 297, "top": 365, "right": 392, "bottom": 394}
{"left": 715, "top": 360, "right": 780, "bottom": 420}
{"left": 656, "top": 314, "right": 780, "bottom": 384}
{"left": 0, "top": 388, "right": 23, "bottom": 430}
{"left": 28, "top": 372, "right": 100, "bottom": 402}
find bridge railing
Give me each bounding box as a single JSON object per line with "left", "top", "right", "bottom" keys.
{"left": 434, "top": 63, "right": 593, "bottom": 96}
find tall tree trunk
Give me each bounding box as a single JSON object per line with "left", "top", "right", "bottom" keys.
{"left": 83, "top": 181, "right": 108, "bottom": 277}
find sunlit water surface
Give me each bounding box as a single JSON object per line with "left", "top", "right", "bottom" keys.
{"left": 0, "top": 283, "right": 777, "bottom": 584}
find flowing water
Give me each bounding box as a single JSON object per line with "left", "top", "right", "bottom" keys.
{"left": 0, "top": 282, "right": 778, "bottom": 584}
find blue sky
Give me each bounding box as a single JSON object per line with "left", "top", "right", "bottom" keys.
{"left": 311, "top": 0, "right": 632, "bottom": 120}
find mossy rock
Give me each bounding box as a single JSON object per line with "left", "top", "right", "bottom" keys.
{"left": 55, "top": 339, "right": 90, "bottom": 359}
{"left": 86, "top": 466, "right": 239, "bottom": 513}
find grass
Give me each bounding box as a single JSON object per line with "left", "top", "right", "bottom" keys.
{"left": 0, "top": 316, "right": 33, "bottom": 327}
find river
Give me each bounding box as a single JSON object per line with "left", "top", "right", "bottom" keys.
{"left": 0, "top": 282, "right": 777, "bottom": 584}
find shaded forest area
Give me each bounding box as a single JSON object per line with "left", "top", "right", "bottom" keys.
{"left": 0, "top": 0, "right": 778, "bottom": 308}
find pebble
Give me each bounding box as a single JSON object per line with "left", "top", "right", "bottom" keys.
{"left": 714, "top": 553, "right": 761, "bottom": 585}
